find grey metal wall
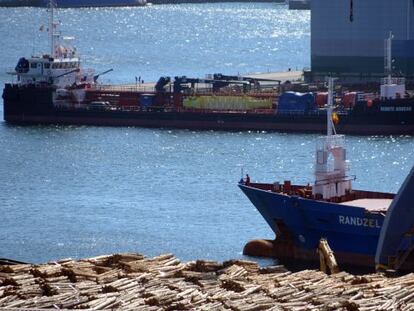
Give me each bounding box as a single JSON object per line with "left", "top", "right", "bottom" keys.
{"left": 311, "top": 0, "right": 414, "bottom": 79}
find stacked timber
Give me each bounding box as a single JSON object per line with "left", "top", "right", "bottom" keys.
{"left": 0, "top": 252, "right": 414, "bottom": 310}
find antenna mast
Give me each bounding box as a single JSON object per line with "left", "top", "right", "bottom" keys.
{"left": 384, "top": 31, "right": 393, "bottom": 83}
{"left": 49, "top": 0, "right": 57, "bottom": 58}
{"left": 326, "top": 77, "right": 337, "bottom": 137}
{"left": 327, "top": 77, "right": 334, "bottom": 136}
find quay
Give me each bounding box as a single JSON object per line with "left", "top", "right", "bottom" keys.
{"left": 247, "top": 70, "right": 303, "bottom": 82}
{"left": 1, "top": 252, "right": 414, "bottom": 310}
{"left": 110, "top": 70, "right": 303, "bottom": 92}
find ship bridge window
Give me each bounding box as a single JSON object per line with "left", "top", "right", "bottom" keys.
{"left": 15, "top": 57, "right": 29, "bottom": 73}
{"left": 44, "top": 63, "right": 50, "bottom": 69}
{"left": 30, "top": 62, "right": 37, "bottom": 69}
{"left": 52, "top": 63, "right": 57, "bottom": 69}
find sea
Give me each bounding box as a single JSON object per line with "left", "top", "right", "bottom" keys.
{"left": 0, "top": 3, "right": 413, "bottom": 264}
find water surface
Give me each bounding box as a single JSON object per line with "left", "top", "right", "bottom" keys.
{"left": 0, "top": 4, "right": 412, "bottom": 264}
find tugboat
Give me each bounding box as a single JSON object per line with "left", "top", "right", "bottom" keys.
{"left": 239, "top": 77, "right": 414, "bottom": 273}
{"left": 3, "top": 0, "right": 98, "bottom": 118}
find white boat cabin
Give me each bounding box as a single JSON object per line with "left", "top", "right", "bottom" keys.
{"left": 15, "top": 54, "right": 83, "bottom": 89}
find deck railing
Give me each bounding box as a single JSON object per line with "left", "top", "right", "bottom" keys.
{"left": 92, "top": 84, "right": 156, "bottom": 93}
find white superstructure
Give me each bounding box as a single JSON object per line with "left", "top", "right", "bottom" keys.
{"left": 13, "top": 0, "right": 94, "bottom": 89}
{"left": 313, "top": 78, "right": 352, "bottom": 200}
{"left": 380, "top": 32, "right": 406, "bottom": 100}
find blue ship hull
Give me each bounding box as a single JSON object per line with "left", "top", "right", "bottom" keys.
{"left": 238, "top": 183, "right": 401, "bottom": 270}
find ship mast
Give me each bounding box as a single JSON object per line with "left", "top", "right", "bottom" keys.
{"left": 326, "top": 77, "right": 335, "bottom": 136}
{"left": 384, "top": 31, "right": 393, "bottom": 85}
{"left": 380, "top": 32, "right": 405, "bottom": 100}
{"left": 48, "top": 0, "right": 57, "bottom": 58}
{"left": 312, "top": 77, "right": 351, "bottom": 200}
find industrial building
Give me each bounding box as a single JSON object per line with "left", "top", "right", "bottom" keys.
{"left": 308, "top": 0, "right": 414, "bottom": 82}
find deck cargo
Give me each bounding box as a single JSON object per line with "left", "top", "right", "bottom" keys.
{"left": 277, "top": 92, "right": 315, "bottom": 113}
{"left": 139, "top": 94, "right": 155, "bottom": 107}
{"left": 183, "top": 95, "right": 273, "bottom": 111}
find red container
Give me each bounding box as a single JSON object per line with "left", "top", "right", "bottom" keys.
{"left": 316, "top": 92, "right": 328, "bottom": 107}
{"left": 343, "top": 92, "right": 357, "bottom": 108}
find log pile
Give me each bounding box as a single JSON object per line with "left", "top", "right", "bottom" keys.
{"left": 0, "top": 252, "right": 414, "bottom": 310}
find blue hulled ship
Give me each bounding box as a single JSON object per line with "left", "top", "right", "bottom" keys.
{"left": 239, "top": 78, "right": 414, "bottom": 273}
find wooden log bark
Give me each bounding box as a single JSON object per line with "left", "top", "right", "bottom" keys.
{"left": 318, "top": 238, "right": 340, "bottom": 274}
{"left": 2, "top": 252, "right": 414, "bottom": 310}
